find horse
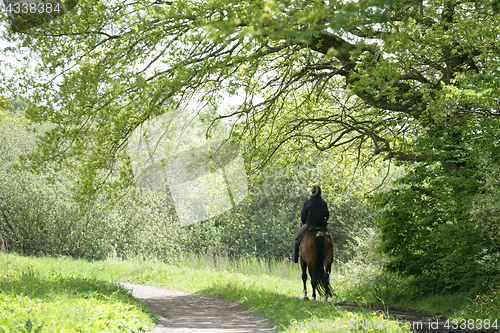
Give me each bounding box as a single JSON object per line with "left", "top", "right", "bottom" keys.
{"left": 298, "top": 227, "right": 334, "bottom": 302}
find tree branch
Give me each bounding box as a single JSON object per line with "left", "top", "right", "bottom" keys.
{"left": 309, "top": 31, "right": 361, "bottom": 64}
{"left": 411, "top": 185, "right": 439, "bottom": 199}
{"left": 384, "top": 151, "right": 431, "bottom": 162}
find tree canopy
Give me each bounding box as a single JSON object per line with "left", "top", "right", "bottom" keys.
{"left": 2, "top": 0, "right": 500, "bottom": 291}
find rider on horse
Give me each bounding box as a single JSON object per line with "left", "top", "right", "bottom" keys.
{"left": 293, "top": 185, "right": 330, "bottom": 263}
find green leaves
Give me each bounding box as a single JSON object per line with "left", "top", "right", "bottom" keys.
{"left": 373, "top": 156, "right": 500, "bottom": 292}
{"left": 2, "top": 0, "right": 500, "bottom": 292}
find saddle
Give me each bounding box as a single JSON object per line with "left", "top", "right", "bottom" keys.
{"left": 297, "top": 224, "right": 328, "bottom": 245}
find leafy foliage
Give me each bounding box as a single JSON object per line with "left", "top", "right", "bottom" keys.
{"left": 2, "top": 0, "right": 500, "bottom": 291}
{"left": 0, "top": 114, "right": 168, "bottom": 259}
{"left": 0, "top": 111, "right": 374, "bottom": 262}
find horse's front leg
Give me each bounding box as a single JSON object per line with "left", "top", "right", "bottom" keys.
{"left": 301, "top": 260, "right": 308, "bottom": 300}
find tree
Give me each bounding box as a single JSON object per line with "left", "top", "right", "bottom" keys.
{"left": 2, "top": 0, "right": 500, "bottom": 290}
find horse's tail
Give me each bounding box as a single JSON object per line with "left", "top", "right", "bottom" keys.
{"left": 312, "top": 231, "right": 330, "bottom": 297}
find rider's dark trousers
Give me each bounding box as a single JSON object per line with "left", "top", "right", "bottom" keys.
{"left": 295, "top": 223, "right": 309, "bottom": 240}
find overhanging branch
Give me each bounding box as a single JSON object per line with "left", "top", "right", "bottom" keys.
{"left": 411, "top": 185, "right": 439, "bottom": 199}
{"left": 384, "top": 151, "right": 431, "bottom": 162}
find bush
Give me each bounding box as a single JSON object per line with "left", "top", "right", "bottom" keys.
{"left": 0, "top": 117, "right": 162, "bottom": 259}
{"left": 0, "top": 114, "right": 378, "bottom": 263}
{"left": 373, "top": 171, "right": 500, "bottom": 293}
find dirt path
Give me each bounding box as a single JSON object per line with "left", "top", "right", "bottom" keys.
{"left": 334, "top": 301, "right": 500, "bottom": 333}
{"left": 121, "top": 283, "right": 276, "bottom": 332}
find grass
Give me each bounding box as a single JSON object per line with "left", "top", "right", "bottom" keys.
{"left": 1, "top": 252, "right": 499, "bottom": 332}
{"left": 0, "top": 254, "right": 155, "bottom": 333}
{"left": 334, "top": 265, "right": 500, "bottom": 323}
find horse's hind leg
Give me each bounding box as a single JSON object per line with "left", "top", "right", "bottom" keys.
{"left": 323, "top": 261, "right": 333, "bottom": 302}
{"left": 309, "top": 266, "right": 317, "bottom": 300}
{"left": 301, "top": 260, "right": 308, "bottom": 299}
{"left": 323, "top": 264, "right": 330, "bottom": 303}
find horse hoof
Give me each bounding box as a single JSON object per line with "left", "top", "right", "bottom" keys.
{"left": 303, "top": 296, "right": 309, "bottom": 300}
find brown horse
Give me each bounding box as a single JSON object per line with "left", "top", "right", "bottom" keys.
{"left": 298, "top": 227, "right": 334, "bottom": 302}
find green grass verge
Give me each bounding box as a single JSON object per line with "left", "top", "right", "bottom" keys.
{"left": 1, "top": 253, "right": 410, "bottom": 332}
{"left": 0, "top": 253, "right": 155, "bottom": 333}
{"left": 335, "top": 264, "right": 500, "bottom": 322}
{"left": 1, "top": 252, "right": 499, "bottom": 332}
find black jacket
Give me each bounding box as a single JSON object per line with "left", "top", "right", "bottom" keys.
{"left": 301, "top": 195, "right": 329, "bottom": 227}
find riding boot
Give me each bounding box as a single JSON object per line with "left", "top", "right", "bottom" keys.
{"left": 293, "top": 239, "right": 300, "bottom": 263}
